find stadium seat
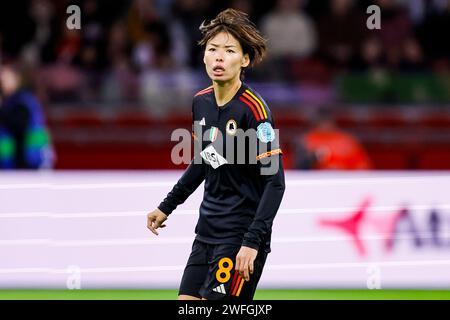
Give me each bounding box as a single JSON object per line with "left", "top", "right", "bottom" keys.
{"left": 61, "top": 111, "right": 106, "bottom": 127}
{"left": 114, "top": 111, "right": 155, "bottom": 127}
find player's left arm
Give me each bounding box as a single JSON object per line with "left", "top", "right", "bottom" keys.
{"left": 236, "top": 99, "right": 286, "bottom": 281}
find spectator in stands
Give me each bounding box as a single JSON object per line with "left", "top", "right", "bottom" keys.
{"left": 101, "top": 20, "right": 138, "bottom": 104}
{"left": 294, "top": 108, "right": 372, "bottom": 170}
{"left": 171, "top": 0, "right": 211, "bottom": 68}
{"left": 352, "top": 35, "right": 386, "bottom": 71}
{"left": 231, "top": 0, "right": 253, "bottom": 16}
{"left": 74, "top": 0, "right": 108, "bottom": 102}
{"left": 317, "top": 0, "right": 366, "bottom": 72}
{"left": 0, "top": 63, "right": 55, "bottom": 169}
{"left": 259, "top": 0, "right": 317, "bottom": 79}
{"left": 39, "top": 20, "right": 84, "bottom": 103}
{"left": 417, "top": 0, "right": 450, "bottom": 72}
{"left": 137, "top": 18, "right": 196, "bottom": 117}
{"left": 375, "top": 0, "right": 413, "bottom": 69}
{"left": 21, "top": 0, "right": 58, "bottom": 66}
{"left": 399, "top": 36, "right": 427, "bottom": 72}
{"left": 129, "top": 9, "right": 174, "bottom": 70}
{"left": 261, "top": 0, "right": 317, "bottom": 58}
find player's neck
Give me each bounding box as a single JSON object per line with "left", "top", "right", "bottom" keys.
{"left": 212, "top": 78, "right": 242, "bottom": 107}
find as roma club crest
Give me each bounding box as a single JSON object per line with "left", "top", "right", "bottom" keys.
{"left": 226, "top": 119, "right": 237, "bottom": 136}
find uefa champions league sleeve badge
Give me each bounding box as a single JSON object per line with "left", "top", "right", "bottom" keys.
{"left": 256, "top": 122, "right": 275, "bottom": 143}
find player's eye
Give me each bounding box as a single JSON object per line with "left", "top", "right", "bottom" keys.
{"left": 227, "top": 49, "right": 235, "bottom": 53}
{"left": 208, "top": 48, "right": 216, "bottom": 52}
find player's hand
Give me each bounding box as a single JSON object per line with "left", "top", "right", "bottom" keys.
{"left": 147, "top": 208, "right": 168, "bottom": 236}
{"left": 235, "top": 246, "right": 258, "bottom": 281}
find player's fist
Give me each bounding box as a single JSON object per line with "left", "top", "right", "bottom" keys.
{"left": 147, "top": 208, "right": 168, "bottom": 236}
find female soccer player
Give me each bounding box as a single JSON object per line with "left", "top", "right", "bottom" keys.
{"left": 147, "top": 8, "right": 285, "bottom": 300}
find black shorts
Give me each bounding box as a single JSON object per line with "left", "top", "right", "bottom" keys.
{"left": 178, "top": 239, "right": 268, "bottom": 300}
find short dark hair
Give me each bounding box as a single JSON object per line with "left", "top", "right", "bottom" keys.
{"left": 198, "top": 8, "right": 267, "bottom": 68}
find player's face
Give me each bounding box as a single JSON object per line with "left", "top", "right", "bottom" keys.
{"left": 203, "top": 31, "right": 250, "bottom": 83}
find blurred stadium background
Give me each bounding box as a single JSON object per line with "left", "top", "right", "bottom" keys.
{"left": 1, "top": 0, "right": 450, "bottom": 299}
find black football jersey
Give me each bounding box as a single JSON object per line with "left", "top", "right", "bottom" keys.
{"left": 158, "top": 82, "right": 285, "bottom": 252}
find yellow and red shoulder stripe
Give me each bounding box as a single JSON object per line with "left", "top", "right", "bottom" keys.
{"left": 239, "top": 89, "right": 269, "bottom": 121}
{"left": 194, "top": 86, "right": 213, "bottom": 97}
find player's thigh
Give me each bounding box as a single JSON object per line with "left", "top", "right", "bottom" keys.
{"left": 201, "top": 244, "right": 268, "bottom": 300}
{"left": 199, "top": 244, "right": 239, "bottom": 300}
{"left": 178, "top": 240, "right": 210, "bottom": 298}
{"left": 178, "top": 294, "right": 201, "bottom": 300}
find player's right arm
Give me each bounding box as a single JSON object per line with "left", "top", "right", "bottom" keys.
{"left": 147, "top": 208, "right": 167, "bottom": 236}
{"left": 156, "top": 156, "right": 206, "bottom": 213}
{"left": 147, "top": 158, "right": 206, "bottom": 235}
{"left": 147, "top": 99, "right": 207, "bottom": 235}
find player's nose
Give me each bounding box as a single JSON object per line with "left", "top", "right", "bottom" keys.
{"left": 215, "top": 51, "right": 224, "bottom": 61}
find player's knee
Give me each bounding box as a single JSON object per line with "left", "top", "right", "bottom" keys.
{"left": 178, "top": 294, "right": 201, "bottom": 300}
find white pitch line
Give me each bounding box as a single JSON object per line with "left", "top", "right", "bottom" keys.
{"left": 286, "top": 176, "right": 450, "bottom": 186}
{"left": 1, "top": 233, "right": 449, "bottom": 247}
{"left": 52, "top": 265, "right": 185, "bottom": 274}
{"left": 1, "top": 176, "right": 450, "bottom": 190}
{"left": 0, "top": 210, "right": 195, "bottom": 219}
{"left": 2, "top": 204, "right": 450, "bottom": 219}
{"left": 50, "top": 238, "right": 193, "bottom": 247}
{"left": 0, "top": 268, "right": 49, "bottom": 274}
{"left": 0, "top": 212, "right": 48, "bottom": 218}
{"left": 0, "top": 184, "right": 48, "bottom": 189}
{"left": 51, "top": 181, "right": 177, "bottom": 190}
{"left": 270, "top": 205, "right": 450, "bottom": 215}
{"left": 52, "top": 211, "right": 149, "bottom": 218}
{"left": 51, "top": 233, "right": 448, "bottom": 247}
{"left": 0, "top": 239, "right": 49, "bottom": 246}
{"left": 0, "top": 238, "right": 188, "bottom": 247}
{"left": 0, "top": 266, "right": 185, "bottom": 274}
{"left": 2, "top": 260, "right": 450, "bottom": 274}
{"left": 0, "top": 182, "right": 175, "bottom": 190}
{"left": 49, "top": 210, "right": 197, "bottom": 218}
{"left": 266, "top": 260, "right": 450, "bottom": 270}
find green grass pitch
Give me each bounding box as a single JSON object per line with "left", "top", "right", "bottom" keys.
{"left": 0, "top": 289, "right": 449, "bottom": 300}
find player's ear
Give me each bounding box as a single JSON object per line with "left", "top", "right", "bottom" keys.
{"left": 242, "top": 53, "right": 250, "bottom": 68}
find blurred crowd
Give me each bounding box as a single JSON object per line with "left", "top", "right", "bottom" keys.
{"left": 1, "top": 0, "right": 450, "bottom": 114}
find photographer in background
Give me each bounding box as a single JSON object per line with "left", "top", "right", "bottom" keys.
{"left": 295, "top": 108, "right": 372, "bottom": 170}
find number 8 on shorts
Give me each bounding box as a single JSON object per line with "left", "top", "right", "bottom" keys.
{"left": 215, "top": 257, "right": 233, "bottom": 283}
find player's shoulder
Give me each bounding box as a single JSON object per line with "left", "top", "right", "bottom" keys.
{"left": 192, "top": 85, "right": 214, "bottom": 113}
{"left": 237, "top": 83, "right": 271, "bottom": 123}
{"left": 193, "top": 85, "right": 214, "bottom": 100}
